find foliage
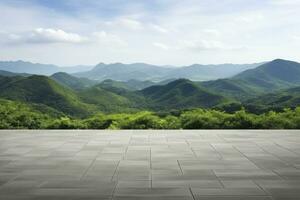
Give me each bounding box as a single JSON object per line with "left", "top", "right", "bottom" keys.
{"left": 2, "top": 98, "right": 300, "bottom": 129}
{"left": 141, "top": 79, "right": 229, "bottom": 110}
{"left": 0, "top": 99, "right": 51, "bottom": 129}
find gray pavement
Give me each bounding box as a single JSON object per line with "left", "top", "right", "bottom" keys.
{"left": 0, "top": 130, "right": 300, "bottom": 200}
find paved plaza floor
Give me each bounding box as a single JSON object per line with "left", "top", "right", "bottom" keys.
{"left": 0, "top": 130, "right": 300, "bottom": 200}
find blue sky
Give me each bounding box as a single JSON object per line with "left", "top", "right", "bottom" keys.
{"left": 0, "top": 0, "right": 300, "bottom": 66}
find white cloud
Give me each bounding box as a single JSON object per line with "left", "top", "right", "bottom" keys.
{"left": 150, "top": 24, "right": 169, "bottom": 34}
{"left": 202, "top": 29, "right": 220, "bottom": 37}
{"left": 236, "top": 14, "right": 264, "bottom": 23}
{"left": 270, "top": 0, "right": 300, "bottom": 5}
{"left": 105, "top": 18, "right": 143, "bottom": 30}
{"left": 120, "top": 19, "right": 142, "bottom": 30}
{"left": 2, "top": 28, "right": 88, "bottom": 44}
{"left": 92, "top": 31, "right": 127, "bottom": 47}
{"left": 182, "top": 40, "right": 243, "bottom": 52}
{"left": 183, "top": 40, "right": 226, "bottom": 51}
{"left": 292, "top": 35, "right": 300, "bottom": 41}
{"left": 28, "top": 28, "right": 87, "bottom": 43}
{"left": 153, "top": 42, "right": 169, "bottom": 50}
{"left": 1, "top": 0, "right": 300, "bottom": 65}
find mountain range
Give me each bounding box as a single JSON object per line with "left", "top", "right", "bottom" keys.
{"left": 0, "top": 58, "right": 300, "bottom": 116}
{"left": 74, "top": 62, "right": 263, "bottom": 81}
{"left": 0, "top": 60, "right": 263, "bottom": 81}
{"left": 0, "top": 60, "right": 93, "bottom": 75}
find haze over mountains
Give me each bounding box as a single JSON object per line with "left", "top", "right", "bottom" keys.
{"left": 0, "top": 60, "right": 263, "bottom": 81}
{"left": 0, "top": 61, "right": 94, "bottom": 75}
{"left": 0, "top": 58, "right": 300, "bottom": 116}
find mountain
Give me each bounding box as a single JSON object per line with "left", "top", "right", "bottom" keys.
{"left": 99, "top": 79, "right": 179, "bottom": 91}
{"left": 244, "top": 86, "right": 300, "bottom": 111}
{"left": 50, "top": 72, "right": 97, "bottom": 90}
{"left": 0, "top": 70, "right": 30, "bottom": 77}
{"left": 0, "top": 60, "right": 93, "bottom": 75}
{"left": 2, "top": 58, "right": 300, "bottom": 117}
{"left": 200, "top": 79, "right": 254, "bottom": 100}
{"left": 74, "top": 62, "right": 262, "bottom": 81}
{"left": 233, "top": 59, "right": 300, "bottom": 92}
{"left": 140, "top": 79, "right": 229, "bottom": 110}
{"left": 0, "top": 75, "right": 94, "bottom": 116}
{"left": 74, "top": 63, "right": 172, "bottom": 81}
{"left": 78, "top": 84, "right": 147, "bottom": 113}
{"left": 99, "top": 79, "right": 156, "bottom": 91}
{"left": 164, "top": 63, "right": 262, "bottom": 81}
{"left": 0, "top": 74, "right": 149, "bottom": 115}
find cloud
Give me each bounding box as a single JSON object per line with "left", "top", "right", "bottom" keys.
{"left": 182, "top": 40, "right": 243, "bottom": 52}
{"left": 270, "top": 0, "right": 300, "bottom": 5}
{"left": 92, "top": 31, "right": 127, "bottom": 47}
{"left": 1, "top": 0, "right": 300, "bottom": 65}
{"left": 1, "top": 28, "right": 127, "bottom": 48}
{"left": 292, "top": 35, "right": 300, "bottom": 41}
{"left": 2, "top": 28, "right": 88, "bottom": 44}
{"left": 105, "top": 18, "right": 143, "bottom": 30}
{"left": 236, "top": 14, "right": 264, "bottom": 23}
{"left": 202, "top": 29, "right": 220, "bottom": 37}
{"left": 153, "top": 42, "right": 169, "bottom": 50}
{"left": 28, "top": 28, "right": 87, "bottom": 43}
{"left": 150, "top": 24, "right": 169, "bottom": 34}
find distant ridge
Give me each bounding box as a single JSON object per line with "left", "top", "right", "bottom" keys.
{"left": 0, "top": 60, "right": 263, "bottom": 81}
{"left": 0, "top": 70, "right": 30, "bottom": 77}
{"left": 74, "top": 62, "right": 263, "bottom": 81}
{"left": 0, "top": 60, "right": 93, "bottom": 75}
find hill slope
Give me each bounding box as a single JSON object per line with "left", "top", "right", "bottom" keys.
{"left": 50, "top": 72, "right": 97, "bottom": 90}
{"left": 0, "top": 70, "right": 30, "bottom": 77}
{"left": 244, "top": 86, "right": 300, "bottom": 110}
{"left": 78, "top": 84, "right": 147, "bottom": 112}
{"left": 200, "top": 79, "right": 254, "bottom": 100}
{"left": 99, "top": 79, "right": 156, "bottom": 91}
{"left": 233, "top": 59, "right": 300, "bottom": 92}
{"left": 0, "top": 75, "right": 94, "bottom": 116}
{"left": 140, "top": 79, "right": 229, "bottom": 110}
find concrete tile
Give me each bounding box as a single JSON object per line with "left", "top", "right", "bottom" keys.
{"left": 0, "top": 130, "right": 299, "bottom": 200}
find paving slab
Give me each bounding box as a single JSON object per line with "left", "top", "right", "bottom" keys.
{"left": 0, "top": 130, "right": 299, "bottom": 200}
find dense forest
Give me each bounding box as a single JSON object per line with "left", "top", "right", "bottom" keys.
{"left": 1, "top": 98, "right": 300, "bottom": 129}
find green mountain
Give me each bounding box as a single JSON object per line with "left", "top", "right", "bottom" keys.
{"left": 99, "top": 79, "right": 156, "bottom": 91}
{"left": 0, "top": 70, "right": 30, "bottom": 77}
{"left": 199, "top": 59, "right": 300, "bottom": 101}
{"left": 78, "top": 84, "right": 146, "bottom": 113}
{"left": 233, "top": 59, "right": 300, "bottom": 92}
{"left": 99, "top": 79, "right": 179, "bottom": 91}
{"left": 50, "top": 72, "right": 97, "bottom": 90}
{"left": 2, "top": 58, "right": 300, "bottom": 118}
{"left": 0, "top": 75, "right": 94, "bottom": 116}
{"left": 140, "top": 79, "right": 229, "bottom": 110}
{"left": 244, "top": 86, "right": 300, "bottom": 111}
{"left": 200, "top": 79, "right": 254, "bottom": 100}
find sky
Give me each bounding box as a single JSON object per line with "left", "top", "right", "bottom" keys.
{"left": 0, "top": 0, "right": 300, "bottom": 66}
